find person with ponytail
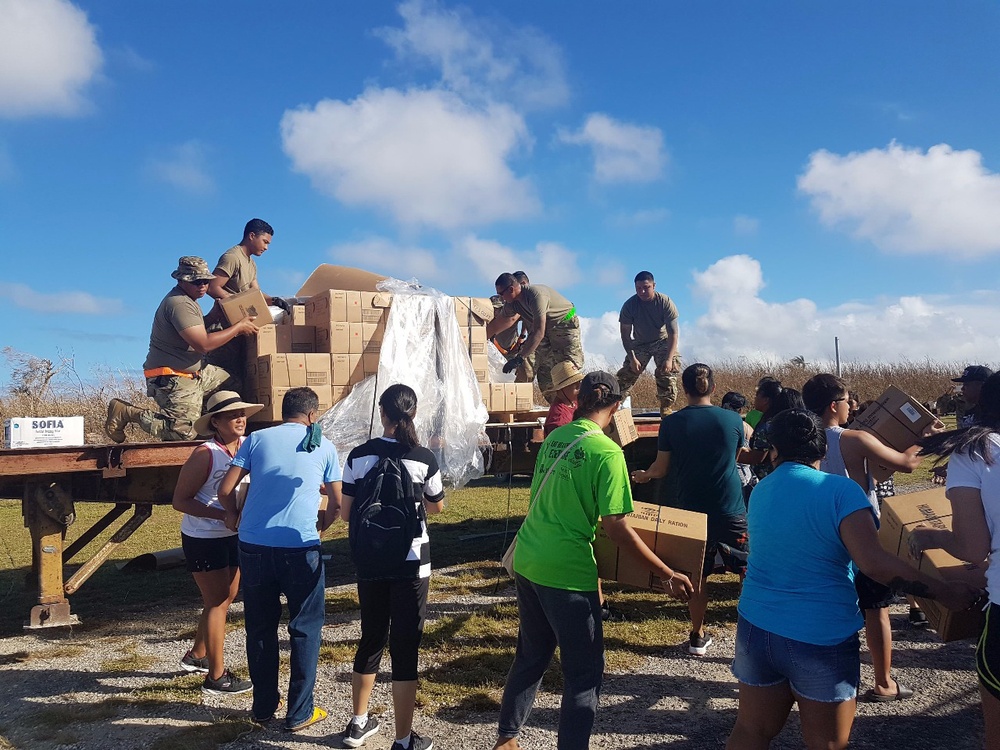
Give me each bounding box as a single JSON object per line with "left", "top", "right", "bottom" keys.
{"left": 913, "top": 371, "right": 1000, "bottom": 748}
{"left": 727, "top": 410, "right": 980, "bottom": 750}
{"left": 339, "top": 384, "right": 444, "bottom": 750}
{"left": 494, "top": 372, "right": 693, "bottom": 750}
{"left": 632, "top": 363, "right": 749, "bottom": 656}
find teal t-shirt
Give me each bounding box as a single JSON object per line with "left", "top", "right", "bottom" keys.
{"left": 739, "top": 462, "right": 876, "bottom": 645}
{"left": 514, "top": 419, "right": 633, "bottom": 591}
{"left": 657, "top": 404, "right": 746, "bottom": 518}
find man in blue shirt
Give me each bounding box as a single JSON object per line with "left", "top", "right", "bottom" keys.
{"left": 219, "top": 387, "right": 342, "bottom": 733}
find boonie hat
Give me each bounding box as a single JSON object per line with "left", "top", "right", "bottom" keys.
{"left": 952, "top": 365, "right": 993, "bottom": 383}
{"left": 194, "top": 391, "right": 264, "bottom": 436}
{"left": 580, "top": 371, "right": 622, "bottom": 400}
{"left": 171, "top": 256, "right": 215, "bottom": 283}
{"left": 547, "top": 361, "right": 584, "bottom": 393}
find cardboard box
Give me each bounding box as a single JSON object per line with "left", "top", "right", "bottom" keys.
{"left": 332, "top": 353, "right": 363, "bottom": 385}
{"left": 257, "top": 354, "right": 306, "bottom": 389}
{"left": 460, "top": 326, "right": 488, "bottom": 355}
{"left": 296, "top": 265, "right": 387, "bottom": 298}
{"left": 331, "top": 385, "right": 351, "bottom": 406}
{"left": 362, "top": 320, "right": 386, "bottom": 354}
{"left": 348, "top": 323, "right": 364, "bottom": 354}
{"left": 4, "top": 416, "right": 85, "bottom": 449}
{"left": 255, "top": 324, "right": 316, "bottom": 356}
{"left": 594, "top": 501, "right": 707, "bottom": 592}
{"left": 305, "top": 290, "right": 348, "bottom": 326}
{"left": 363, "top": 352, "right": 380, "bottom": 377}
{"left": 281, "top": 305, "right": 306, "bottom": 326}
{"left": 305, "top": 353, "right": 332, "bottom": 387}
{"left": 360, "top": 291, "right": 392, "bottom": 323}
{"left": 479, "top": 383, "right": 491, "bottom": 408}
{"left": 252, "top": 387, "right": 290, "bottom": 422}
{"left": 501, "top": 383, "right": 534, "bottom": 412}
{"left": 470, "top": 353, "right": 489, "bottom": 383}
{"left": 219, "top": 288, "right": 274, "bottom": 327}
{"left": 315, "top": 321, "right": 350, "bottom": 354}
{"left": 605, "top": 409, "right": 638, "bottom": 447}
{"left": 346, "top": 291, "right": 362, "bottom": 323}
{"left": 879, "top": 489, "right": 987, "bottom": 641}
{"left": 489, "top": 384, "right": 506, "bottom": 412}
{"left": 454, "top": 296, "right": 495, "bottom": 327}
{"left": 855, "top": 385, "right": 936, "bottom": 452}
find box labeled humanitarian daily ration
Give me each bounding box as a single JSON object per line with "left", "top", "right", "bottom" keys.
{"left": 219, "top": 288, "right": 274, "bottom": 327}
{"left": 594, "top": 501, "right": 707, "bottom": 592}
{"left": 878, "top": 488, "right": 987, "bottom": 641}
{"left": 854, "top": 386, "right": 936, "bottom": 452}
{"left": 4, "top": 417, "right": 85, "bottom": 449}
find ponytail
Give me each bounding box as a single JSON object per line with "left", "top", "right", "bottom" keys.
{"left": 681, "top": 363, "right": 713, "bottom": 398}
{"left": 379, "top": 383, "right": 420, "bottom": 449}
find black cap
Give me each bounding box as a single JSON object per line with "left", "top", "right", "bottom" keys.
{"left": 952, "top": 365, "right": 993, "bottom": 383}
{"left": 580, "top": 371, "right": 621, "bottom": 400}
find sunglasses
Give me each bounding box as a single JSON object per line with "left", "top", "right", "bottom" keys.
{"left": 186, "top": 278, "right": 211, "bottom": 286}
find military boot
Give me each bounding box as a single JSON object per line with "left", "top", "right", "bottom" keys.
{"left": 659, "top": 405, "right": 673, "bottom": 417}
{"left": 105, "top": 398, "right": 143, "bottom": 443}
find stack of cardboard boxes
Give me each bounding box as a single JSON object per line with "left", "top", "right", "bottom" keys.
{"left": 454, "top": 296, "right": 534, "bottom": 414}
{"left": 230, "top": 276, "right": 534, "bottom": 423}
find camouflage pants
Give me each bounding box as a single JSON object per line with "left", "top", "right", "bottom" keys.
{"left": 140, "top": 364, "right": 234, "bottom": 441}
{"left": 535, "top": 319, "right": 584, "bottom": 401}
{"left": 205, "top": 318, "right": 246, "bottom": 394}
{"left": 616, "top": 339, "right": 681, "bottom": 409}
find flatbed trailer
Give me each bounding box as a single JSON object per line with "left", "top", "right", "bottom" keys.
{"left": 0, "top": 416, "right": 663, "bottom": 629}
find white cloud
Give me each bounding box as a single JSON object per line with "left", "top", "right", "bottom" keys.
{"left": 145, "top": 141, "right": 215, "bottom": 195}
{"left": 0, "top": 0, "right": 103, "bottom": 118}
{"left": 558, "top": 113, "right": 666, "bottom": 184}
{"left": 329, "top": 237, "right": 443, "bottom": 282}
{"left": 733, "top": 214, "right": 759, "bottom": 236}
{"left": 376, "top": 0, "right": 569, "bottom": 110}
{"left": 798, "top": 141, "right": 1000, "bottom": 258}
{"left": 281, "top": 87, "right": 538, "bottom": 230}
{"left": 458, "top": 234, "right": 582, "bottom": 287}
{"left": 0, "top": 281, "right": 123, "bottom": 315}
{"left": 574, "top": 254, "right": 1000, "bottom": 368}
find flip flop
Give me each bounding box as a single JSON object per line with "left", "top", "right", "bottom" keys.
{"left": 286, "top": 706, "right": 328, "bottom": 732}
{"left": 864, "top": 684, "right": 915, "bottom": 702}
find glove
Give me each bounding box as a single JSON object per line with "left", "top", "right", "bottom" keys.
{"left": 273, "top": 296, "right": 293, "bottom": 313}
{"left": 503, "top": 355, "right": 525, "bottom": 374}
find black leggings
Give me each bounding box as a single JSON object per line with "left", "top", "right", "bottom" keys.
{"left": 353, "top": 577, "right": 429, "bottom": 681}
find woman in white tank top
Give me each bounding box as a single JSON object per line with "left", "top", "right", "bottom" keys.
{"left": 172, "top": 391, "right": 261, "bottom": 694}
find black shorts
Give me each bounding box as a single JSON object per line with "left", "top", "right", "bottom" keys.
{"left": 181, "top": 533, "right": 239, "bottom": 573}
{"left": 978, "top": 602, "right": 1000, "bottom": 700}
{"left": 703, "top": 514, "right": 749, "bottom": 579}
{"left": 854, "top": 571, "right": 894, "bottom": 610}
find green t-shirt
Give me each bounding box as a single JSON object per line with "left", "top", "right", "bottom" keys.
{"left": 513, "top": 418, "right": 634, "bottom": 591}
{"left": 657, "top": 404, "right": 746, "bottom": 518}
{"left": 501, "top": 284, "right": 574, "bottom": 329}
{"left": 619, "top": 292, "right": 678, "bottom": 346}
{"left": 213, "top": 245, "right": 257, "bottom": 294}
{"left": 745, "top": 410, "right": 763, "bottom": 428}
{"left": 143, "top": 286, "right": 206, "bottom": 372}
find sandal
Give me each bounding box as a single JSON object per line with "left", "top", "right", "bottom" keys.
{"left": 863, "top": 683, "right": 915, "bottom": 702}
{"left": 286, "top": 706, "right": 328, "bottom": 732}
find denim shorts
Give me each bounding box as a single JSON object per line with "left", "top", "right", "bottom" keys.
{"left": 731, "top": 615, "right": 860, "bottom": 703}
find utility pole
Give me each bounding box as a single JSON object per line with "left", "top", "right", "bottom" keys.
{"left": 835, "top": 337, "right": 841, "bottom": 377}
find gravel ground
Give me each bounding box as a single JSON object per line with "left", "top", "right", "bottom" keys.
{"left": 0, "top": 479, "right": 984, "bottom": 749}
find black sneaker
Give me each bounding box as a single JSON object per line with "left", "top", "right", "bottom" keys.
{"left": 390, "top": 731, "right": 433, "bottom": 750}
{"left": 601, "top": 602, "right": 627, "bottom": 622}
{"left": 688, "top": 632, "right": 712, "bottom": 656}
{"left": 344, "top": 716, "right": 381, "bottom": 747}
{"left": 909, "top": 607, "right": 929, "bottom": 627}
{"left": 202, "top": 669, "right": 253, "bottom": 695}
{"left": 179, "top": 650, "right": 209, "bottom": 674}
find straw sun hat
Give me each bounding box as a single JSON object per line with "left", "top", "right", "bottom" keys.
{"left": 194, "top": 391, "right": 264, "bottom": 437}
{"left": 547, "top": 361, "right": 585, "bottom": 394}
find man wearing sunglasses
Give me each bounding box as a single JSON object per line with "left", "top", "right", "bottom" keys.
{"left": 105, "top": 256, "right": 259, "bottom": 443}
{"left": 486, "top": 272, "right": 583, "bottom": 399}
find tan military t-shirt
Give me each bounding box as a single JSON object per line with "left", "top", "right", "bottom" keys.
{"left": 213, "top": 245, "right": 257, "bottom": 294}
{"left": 501, "top": 285, "right": 574, "bottom": 328}
{"left": 619, "top": 292, "right": 678, "bottom": 345}
{"left": 143, "top": 287, "right": 206, "bottom": 372}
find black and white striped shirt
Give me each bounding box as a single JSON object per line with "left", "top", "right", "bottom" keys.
{"left": 342, "top": 437, "right": 444, "bottom": 579}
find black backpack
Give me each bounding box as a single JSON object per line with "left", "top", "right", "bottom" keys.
{"left": 349, "top": 454, "right": 424, "bottom": 579}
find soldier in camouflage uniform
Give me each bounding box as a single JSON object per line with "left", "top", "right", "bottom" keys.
{"left": 490, "top": 271, "right": 536, "bottom": 383}
{"left": 104, "top": 257, "right": 259, "bottom": 443}
{"left": 486, "top": 273, "right": 583, "bottom": 400}
{"left": 616, "top": 271, "right": 681, "bottom": 415}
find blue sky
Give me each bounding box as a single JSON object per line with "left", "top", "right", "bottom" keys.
{"left": 2, "top": 0, "right": 1000, "bottom": 385}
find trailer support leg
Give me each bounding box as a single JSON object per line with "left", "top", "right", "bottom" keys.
{"left": 22, "top": 480, "right": 79, "bottom": 629}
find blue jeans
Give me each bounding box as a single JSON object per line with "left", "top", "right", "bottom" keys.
{"left": 239, "top": 541, "right": 325, "bottom": 727}
{"left": 497, "top": 574, "right": 604, "bottom": 750}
